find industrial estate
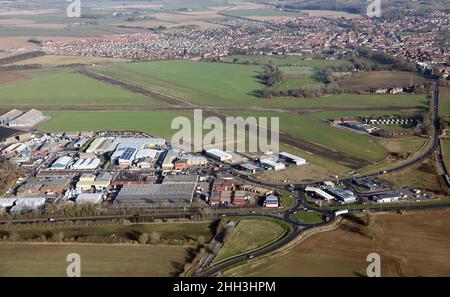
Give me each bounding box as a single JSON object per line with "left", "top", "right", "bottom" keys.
{"left": 0, "top": 0, "right": 449, "bottom": 279}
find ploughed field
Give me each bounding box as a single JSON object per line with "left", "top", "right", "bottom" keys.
{"left": 227, "top": 210, "right": 450, "bottom": 277}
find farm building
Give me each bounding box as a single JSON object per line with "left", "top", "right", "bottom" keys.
{"left": 264, "top": 195, "right": 279, "bottom": 208}
{"left": 8, "top": 109, "right": 45, "bottom": 127}
{"left": 205, "top": 149, "right": 232, "bottom": 161}
{"left": 72, "top": 157, "right": 101, "bottom": 170}
{"left": 279, "top": 152, "right": 307, "bottom": 166}
{"left": 0, "top": 109, "right": 24, "bottom": 126}
{"left": 51, "top": 156, "right": 73, "bottom": 170}
{"left": 327, "top": 188, "right": 357, "bottom": 203}
{"left": 260, "top": 158, "right": 285, "bottom": 171}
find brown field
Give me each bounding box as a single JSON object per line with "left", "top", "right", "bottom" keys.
{"left": 255, "top": 164, "right": 337, "bottom": 184}
{"left": 0, "top": 243, "right": 190, "bottom": 277}
{"left": 0, "top": 36, "right": 76, "bottom": 50}
{"left": 0, "top": 72, "right": 29, "bottom": 86}
{"left": 338, "top": 71, "right": 429, "bottom": 90}
{"left": 0, "top": 18, "right": 66, "bottom": 29}
{"left": 300, "top": 9, "right": 362, "bottom": 19}
{"left": 8, "top": 55, "right": 129, "bottom": 67}
{"left": 380, "top": 158, "right": 444, "bottom": 194}
{"left": 227, "top": 209, "right": 450, "bottom": 277}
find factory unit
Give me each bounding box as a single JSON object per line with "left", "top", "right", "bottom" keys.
{"left": 260, "top": 158, "right": 286, "bottom": 171}
{"left": 174, "top": 155, "right": 208, "bottom": 171}
{"left": 8, "top": 109, "right": 45, "bottom": 127}
{"left": 115, "top": 174, "right": 197, "bottom": 207}
{"left": 205, "top": 149, "right": 232, "bottom": 162}
{"left": 372, "top": 192, "right": 401, "bottom": 203}
{"left": 0, "top": 198, "right": 17, "bottom": 209}
{"left": 279, "top": 152, "right": 307, "bottom": 166}
{"left": 239, "top": 163, "right": 263, "bottom": 174}
{"left": 75, "top": 193, "right": 104, "bottom": 204}
{"left": 0, "top": 109, "right": 24, "bottom": 126}
{"left": 327, "top": 188, "right": 357, "bottom": 203}
{"left": 1, "top": 143, "right": 29, "bottom": 157}
{"left": 9, "top": 197, "right": 47, "bottom": 214}
{"left": 51, "top": 156, "right": 73, "bottom": 170}
{"left": 161, "top": 149, "right": 178, "bottom": 170}
{"left": 72, "top": 157, "right": 101, "bottom": 170}
{"left": 76, "top": 172, "right": 112, "bottom": 192}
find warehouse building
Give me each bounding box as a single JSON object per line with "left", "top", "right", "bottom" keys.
{"left": 51, "top": 156, "right": 73, "bottom": 170}
{"left": 8, "top": 109, "right": 45, "bottom": 127}
{"left": 0, "top": 109, "right": 24, "bottom": 126}
{"left": 161, "top": 149, "right": 178, "bottom": 170}
{"left": 75, "top": 193, "right": 104, "bottom": 204}
{"left": 10, "top": 197, "right": 47, "bottom": 214}
{"left": 76, "top": 172, "right": 112, "bottom": 192}
{"left": 205, "top": 149, "right": 232, "bottom": 162}
{"left": 0, "top": 198, "right": 17, "bottom": 209}
{"left": 115, "top": 183, "right": 196, "bottom": 207}
{"left": 260, "top": 158, "right": 286, "bottom": 171}
{"left": 327, "top": 188, "right": 357, "bottom": 203}
{"left": 72, "top": 157, "right": 101, "bottom": 170}
{"left": 279, "top": 152, "right": 307, "bottom": 166}
{"left": 372, "top": 192, "right": 401, "bottom": 203}
{"left": 115, "top": 174, "right": 197, "bottom": 207}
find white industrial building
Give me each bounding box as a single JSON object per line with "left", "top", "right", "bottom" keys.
{"left": 279, "top": 152, "right": 307, "bottom": 166}
{"left": 0, "top": 109, "right": 24, "bottom": 126}
{"left": 260, "top": 158, "right": 286, "bottom": 171}
{"left": 8, "top": 109, "right": 45, "bottom": 127}
{"left": 0, "top": 198, "right": 17, "bottom": 208}
{"left": 327, "top": 188, "right": 357, "bottom": 203}
{"left": 206, "top": 149, "right": 232, "bottom": 162}
{"left": 372, "top": 193, "right": 401, "bottom": 203}
{"left": 10, "top": 197, "right": 46, "bottom": 214}
{"left": 75, "top": 193, "right": 104, "bottom": 204}
{"left": 72, "top": 157, "right": 101, "bottom": 170}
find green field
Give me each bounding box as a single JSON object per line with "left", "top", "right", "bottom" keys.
{"left": 234, "top": 111, "right": 387, "bottom": 162}
{"left": 0, "top": 221, "right": 214, "bottom": 242}
{"left": 40, "top": 111, "right": 189, "bottom": 138}
{"left": 213, "top": 218, "right": 288, "bottom": 263}
{"left": 290, "top": 210, "right": 323, "bottom": 223}
{"left": 0, "top": 72, "right": 167, "bottom": 109}
{"left": 443, "top": 139, "right": 450, "bottom": 170}
{"left": 0, "top": 243, "right": 188, "bottom": 276}
{"left": 338, "top": 71, "right": 429, "bottom": 91}
{"left": 95, "top": 60, "right": 428, "bottom": 109}
{"left": 440, "top": 87, "right": 450, "bottom": 118}
{"left": 224, "top": 55, "right": 352, "bottom": 68}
